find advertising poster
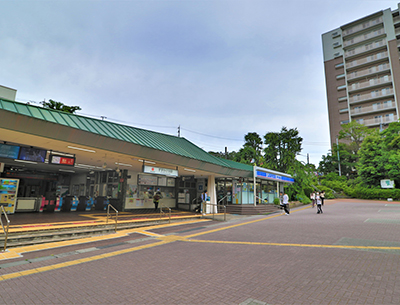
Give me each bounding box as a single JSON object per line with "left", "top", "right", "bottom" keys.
{"left": 0, "top": 178, "right": 20, "bottom": 214}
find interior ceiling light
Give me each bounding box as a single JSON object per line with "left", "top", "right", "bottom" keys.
{"left": 138, "top": 159, "right": 156, "bottom": 164}
{"left": 59, "top": 169, "right": 75, "bottom": 173}
{"left": 67, "top": 146, "right": 96, "bottom": 153}
{"left": 184, "top": 168, "right": 196, "bottom": 172}
{"left": 14, "top": 159, "right": 38, "bottom": 165}
{"left": 75, "top": 163, "right": 97, "bottom": 169}
{"left": 115, "top": 162, "right": 132, "bottom": 167}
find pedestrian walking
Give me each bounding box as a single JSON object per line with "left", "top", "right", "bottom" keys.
{"left": 280, "top": 191, "right": 290, "bottom": 215}
{"left": 153, "top": 189, "right": 162, "bottom": 212}
{"left": 316, "top": 192, "right": 323, "bottom": 214}
{"left": 320, "top": 191, "right": 325, "bottom": 206}
{"left": 310, "top": 191, "right": 315, "bottom": 208}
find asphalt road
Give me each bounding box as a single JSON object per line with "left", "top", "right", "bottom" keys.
{"left": 1, "top": 199, "right": 400, "bottom": 304}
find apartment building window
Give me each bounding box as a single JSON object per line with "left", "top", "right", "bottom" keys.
{"left": 356, "top": 118, "right": 364, "bottom": 124}
{"left": 369, "top": 78, "right": 377, "bottom": 85}
{"left": 386, "top": 113, "right": 394, "bottom": 122}
{"left": 373, "top": 102, "right": 381, "bottom": 110}
{"left": 383, "top": 100, "right": 393, "bottom": 108}
{"left": 371, "top": 90, "right": 379, "bottom": 97}
{"left": 340, "top": 120, "right": 350, "bottom": 124}
{"left": 374, "top": 115, "right": 382, "bottom": 123}
{"left": 378, "top": 64, "right": 385, "bottom": 71}
{"left": 352, "top": 83, "right": 359, "bottom": 90}
{"left": 354, "top": 94, "right": 361, "bottom": 101}
{"left": 354, "top": 106, "right": 362, "bottom": 113}
{"left": 381, "top": 87, "right": 390, "bottom": 95}
{"left": 369, "top": 66, "right": 376, "bottom": 73}
{"left": 365, "top": 43, "right": 373, "bottom": 50}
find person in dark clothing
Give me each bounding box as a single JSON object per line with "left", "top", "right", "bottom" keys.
{"left": 153, "top": 190, "right": 162, "bottom": 212}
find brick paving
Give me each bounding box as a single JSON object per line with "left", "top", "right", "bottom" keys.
{"left": 1, "top": 199, "right": 400, "bottom": 304}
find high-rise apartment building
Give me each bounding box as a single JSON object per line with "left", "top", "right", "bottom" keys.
{"left": 322, "top": 4, "right": 400, "bottom": 145}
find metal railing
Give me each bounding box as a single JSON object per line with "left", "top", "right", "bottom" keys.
{"left": 160, "top": 205, "right": 171, "bottom": 223}
{"left": 1, "top": 205, "right": 10, "bottom": 251}
{"left": 202, "top": 201, "right": 226, "bottom": 221}
{"left": 106, "top": 204, "right": 118, "bottom": 232}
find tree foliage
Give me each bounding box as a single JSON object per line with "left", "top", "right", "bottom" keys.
{"left": 357, "top": 122, "right": 400, "bottom": 187}
{"left": 41, "top": 99, "right": 81, "bottom": 114}
{"left": 263, "top": 127, "right": 302, "bottom": 172}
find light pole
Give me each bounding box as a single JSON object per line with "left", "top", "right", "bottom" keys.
{"left": 336, "top": 136, "right": 341, "bottom": 176}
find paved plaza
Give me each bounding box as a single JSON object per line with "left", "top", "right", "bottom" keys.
{"left": 1, "top": 199, "right": 400, "bottom": 304}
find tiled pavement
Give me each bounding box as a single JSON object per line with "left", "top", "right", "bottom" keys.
{"left": 1, "top": 199, "right": 400, "bottom": 304}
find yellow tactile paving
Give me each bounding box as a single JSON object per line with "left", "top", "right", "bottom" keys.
{"left": 8, "top": 214, "right": 202, "bottom": 233}
{"left": 0, "top": 219, "right": 211, "bottom": 260}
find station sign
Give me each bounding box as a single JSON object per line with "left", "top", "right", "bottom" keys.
{"left": 256, "top": 170, "right": 295, "bottom": 183}
{"left": 49, "top": 154, "right": 76, "bottom": 166}
{"left": 143, "top": 165, "right": 178, "bottom": 177}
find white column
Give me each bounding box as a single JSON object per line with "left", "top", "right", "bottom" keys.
{"left": 253, "top": 166, "right": 257, "bottom": 206}
{"left": 208, "top": 175, "right": 218, "bottom": 213}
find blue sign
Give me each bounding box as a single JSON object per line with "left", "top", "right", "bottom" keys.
{"left": 256, "top": 170, "right": 295, "bottom": 183}
{"left": 0, "top": 144, "right": 20, "bottom": 159}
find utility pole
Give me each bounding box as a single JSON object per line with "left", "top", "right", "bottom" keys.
{"left": 336, "top": 136, "right": 341, "bottom": 176}
{"left": 177, "top": 125, "right": 180, "bottom": 137}
{"left": 307, "top": 153, "right": 309, "bottom": 164}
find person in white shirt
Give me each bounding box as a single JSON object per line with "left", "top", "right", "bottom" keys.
{"left": 316, "top": 192, "right": 323, "bottom": 214}
{"left": 280, "top": 192, "right": 290, "bottom": 215}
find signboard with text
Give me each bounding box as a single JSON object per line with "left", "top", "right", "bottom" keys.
{"left": 143, "top": 165, "right": 178, "bottom": 177}
{"left": 49, "top": 154, "right": 75, "bottom": 166}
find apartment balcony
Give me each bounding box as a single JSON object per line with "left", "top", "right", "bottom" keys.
{"left": 345, "top": 39, "right": 386, "bottom": 59}
{"left": 343, "top": 28, "right": 385, "bottom": 47}
{"left": 348, "top": 76, "right": 392, "bottom": 93}
{"left": 342, "top": 17, "right": 383, "bottom": 37}
{"left": 349, "top": 89, "right": 394, "bottom": 104}
{"left": 363, "top": 115, "right": 398, "bottom": 127}
{"left": 346, "top": 51, "right": 388, "bottom": 70}
{"left": 393, "top": 15, "right": 400, "bottom": 25}
{"left": 350, "top": 103, "right": 396, "bottom": 117}
{"left": 346, "top": 64, "right": 391, "bottom": 81}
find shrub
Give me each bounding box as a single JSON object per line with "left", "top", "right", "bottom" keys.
{"left": 273, "top": 197, "right": 280, "bottom": 205}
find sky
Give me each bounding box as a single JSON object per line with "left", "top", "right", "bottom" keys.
{"left": 0, "top": 0, "right": 398, "bottom": 166}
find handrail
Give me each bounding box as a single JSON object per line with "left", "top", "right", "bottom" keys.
{"left": 106, "top": 204, "right": 118, "bottom": 232}
{"left": 160, "top": 205, "right": 171, "bottom": 223}
{"left": 0, "top": 205, "right": 10, "bottom": 251}
{"left": 202, "top": 202, "right": 226, "bottom": 221}
{"left": 255, "top": 195, "right": 266, "bottom": 204}
{"left": 218, "top": 195, "right": 228, "bottom": 204}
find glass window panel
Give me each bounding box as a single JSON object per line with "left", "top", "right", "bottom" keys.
{"left": 58, "top": 113, "right": 79, "bottom": 128}
{"left": 15, "top": 104, "right": 31, "bottom": 116}
{"left": 38, "top": 109, "right": 57, "bottom": 123}
{"left": 1, "top": 101, "right": 17, "bottom": 112}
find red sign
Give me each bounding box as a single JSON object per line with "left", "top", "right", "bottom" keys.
{"left": 50, "top": 155, "right": 75, "bottom": 166}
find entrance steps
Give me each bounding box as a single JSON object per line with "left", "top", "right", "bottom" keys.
{"left": 226, "top": 204, "right": 281, "bottom": 215}
{"left": 1, "top": 214, "right": 202, "bottom": 249}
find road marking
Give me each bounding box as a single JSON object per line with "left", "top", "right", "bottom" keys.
{"left": 184, "top": 239, "right": 400, "bottom": 250}
{"left": 185, "top": 206, "right": 310, "bottom": 238}
{"left": 0, "top": 240, "right": 170, "bottom": 282}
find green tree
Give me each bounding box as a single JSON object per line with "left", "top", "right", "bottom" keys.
{"left": 339, "top": 120, "right": 373, "bottom": 155}
{"left": 235, "top": 132, "right": 263, "bottom": 165}
{"left": 263, "top": 127, "right": 302, "bottom": 172}
{"left": 41, "top": 99, "right": 81, "bottom": 114}
{"left": 357, "top": 122, "right": 400, "bottom": 187}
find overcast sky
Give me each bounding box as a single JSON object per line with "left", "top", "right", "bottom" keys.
{"left": 1, "top": 0, "right": 398, "bottom": 166}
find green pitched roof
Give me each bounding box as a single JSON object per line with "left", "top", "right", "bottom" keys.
{"left": 0, "top": 99, "right": 250, "bottom": 172}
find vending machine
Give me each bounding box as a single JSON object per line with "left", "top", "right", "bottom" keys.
{"left": 0, "top": 178, "right": 20, "bottom": 214}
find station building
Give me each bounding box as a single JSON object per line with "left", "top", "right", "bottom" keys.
{"left": 0, "top": 87, "right": 294, "bottom": 215}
